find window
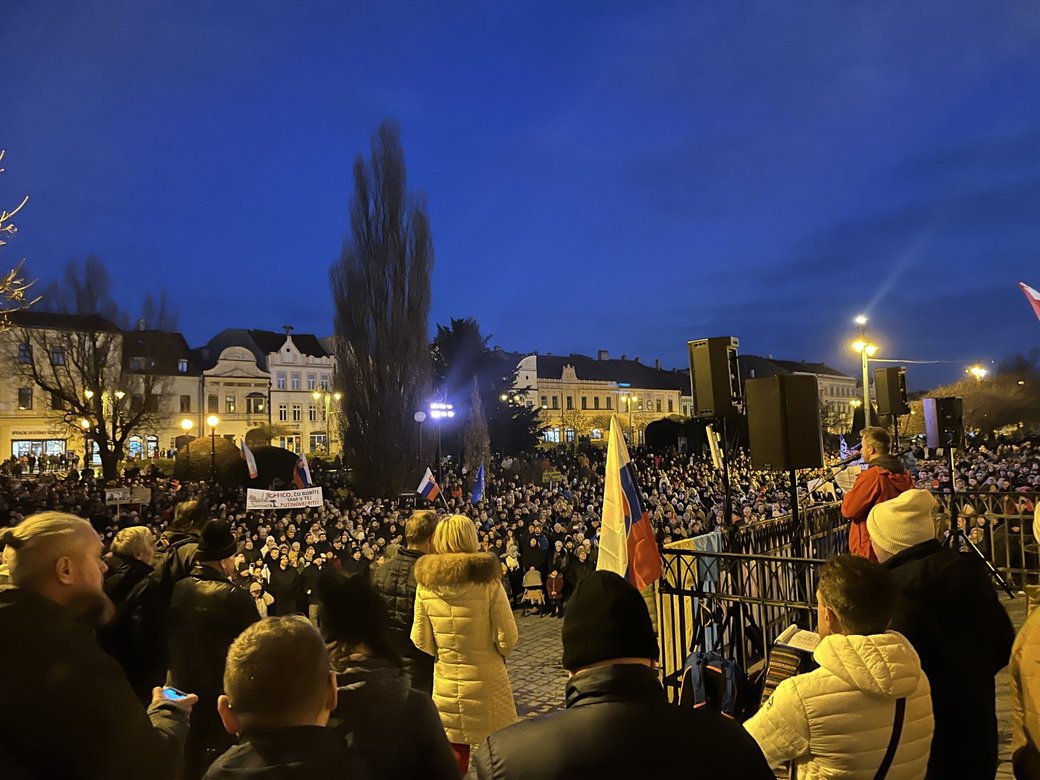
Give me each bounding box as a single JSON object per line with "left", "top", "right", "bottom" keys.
{"left": 540, "top": 395, "right": 548, "bottom": 408}
{"left": 278, "top": 404, "right": 288, "bottom": 422}
{"left": 177, "top": 359, "right": 188, "bottom": 374}
{"left": 551, "top": 396, "right": 559, "bottom": 410}
{"left": 581, "top": 396, "right": 587, "bottom": 410}
{"left": 594, "top": 396, "right": 600, "bottom": 410}
{"left": 308, "top": 405, "right": 318, "bottom": 422}
{"left": 307, "top": 373, "right": 316, "bottom": 391}
{"left": 17, "top": 343, "right": 31, "bottom": 364}
{"left": 17, "top": 388, "right": 32, "bottom": 410}
{"left": 656, "top": 399, "right": 662, "bottom": 412}
{"left": 51, "top": 393, "right": 64, "bottom": 411}
{"left": 50, "top": 346, "right": 66, "bottom": 366}
{"left": 225, "top": 395, "right": 237, "bottom": 414}
{"left": 276, "top": 372, "right": 286, "bottom": 390}
{"left": 309, "top": 433, "right": 328, "bottom": 452}
{"left": 290, "top": 372, "right": 301, "bottom": 391}
{"left": 606, "top": 396, "right": 612, "bottom": 410}
{"left": 246, "top": 393, "right": 265, "bottom": 415}
{"left": 320, "top": 374, "right": 330, "bottom": 390}
{"left": 279, "top": 435, "right": 301, "bottom": 453}
{"left": 565, "top": 428, "right": 575, "bottom": 443}
{"left": 207, "top": 394, "right": 218, "bottom": 413}
{"left": 541, "top": 428, "right": 561, "bottom": 443}
{"left": 566, "top": 396, "right": 573, "bottom": 410}
{"left": 292, "top": 404, "right": 302, "bottom": 422}
{"left": 129, "top": 356, "right": 155, "bottom": 372}
{"left": 180, "top": 395, "right": 192, "bottom": 413}
{"left": 590, "top": 428, "right": 603, "bottom": 440}
{"left": 668, "top": 399, "right": 674, "bottom": 413}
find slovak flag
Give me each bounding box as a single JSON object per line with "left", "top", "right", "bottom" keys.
{"left": 1019, "top": 282, "right": 1040, "bottom": 323}
{"left": 417, "top": 467, "right": 440, "bottom": 502}
{"left": 597, "top": 415, "right": 662, "bottom": 591}
{"left": 241, "top": 440, "right": 258, "bottom": 479}
{"left": 293, "top": 452, "right": 312, "bottom": 489}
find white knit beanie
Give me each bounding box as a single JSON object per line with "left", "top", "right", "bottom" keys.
{"left": 867, "top": 489, "right": 938, "bottom": 556}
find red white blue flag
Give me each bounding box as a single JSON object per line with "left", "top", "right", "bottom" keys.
{"left": 240, "top": 440, "right": 258, "bottom": 479}
{"left": 293, "top": 452, "right": 312, "bottom": 488}
{"left": 598, "top": 415, "right": 662, "bottom": 590}
{"left": 417, "top": 467, "right": 440, "bottom": 502}
{"left": 1020, "top": 282, "right": 1040, "bottom": 323}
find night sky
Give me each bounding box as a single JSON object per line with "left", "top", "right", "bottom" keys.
{"left": 3, "top": 1, "right": 1039, "bottom": 389}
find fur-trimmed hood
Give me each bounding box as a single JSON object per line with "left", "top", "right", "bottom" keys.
{"left": 414, "top": 552, "right": 501, "bottom": 587}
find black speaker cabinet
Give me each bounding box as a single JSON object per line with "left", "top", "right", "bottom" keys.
{"left": 688, "top": 336, "right": 742, "bottom": 418}
{"left": 874, "top": 367, "right": 910, "bottom": 417}
{"left": 923, "top": 397, "right": 963, "bottom": 449}
{"left": 746, "top": 375, "right": 824, "bottom": 471}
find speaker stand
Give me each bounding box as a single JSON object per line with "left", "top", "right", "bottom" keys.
{"left": 890, "top": 413, "right": 900, "bottom": 452}
{"left": 720, "top": 416, "right": 734, "bottom": 542}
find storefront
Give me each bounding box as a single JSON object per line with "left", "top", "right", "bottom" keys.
{"left": 8, "top": 428, "right": 68, "bottom": 461}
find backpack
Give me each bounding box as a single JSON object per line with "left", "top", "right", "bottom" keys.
{"left": 678, "top": 650, "right": 752, "bottom": 721}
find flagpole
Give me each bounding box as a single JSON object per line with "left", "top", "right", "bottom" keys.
{"left": 439, "top": 491, "right": 450, "bottom": 512}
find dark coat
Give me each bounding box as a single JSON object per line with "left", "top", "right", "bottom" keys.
{"left": 157, "top": 530, "right": 200, "bottom": 586}
{"left": 369, "top": 547, "right": 433, "bottom": 695}
{"left": 329, "top": 654, "right": 456, "bottom": 780}
{"left": 0, "top": 588, "right": 188, "bottom": 780}
{"left": 266, "top": 562, "right": 300, "bottom": 616}
{"left": 202, "top": 726, "right": 369, "bottom": 780}
{"left": 97, "top": 553, "right": 157, "bottom": 701}
{"left": 884, "top": 539, "right": 1015, "bottom": 780}
{"left": 103, "top": 552, "right": 155, "bottom": 605}
{"left": 468, "top": 664, "right": 773, "bottom": 780}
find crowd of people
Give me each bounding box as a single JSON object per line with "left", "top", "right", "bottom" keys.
{"left": 0, "top": 433, "right": 1037, "bottom": 778}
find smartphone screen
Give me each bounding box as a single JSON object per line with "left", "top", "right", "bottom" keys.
{"left": 161, "top": 686, "right": 190, "bottom": 702}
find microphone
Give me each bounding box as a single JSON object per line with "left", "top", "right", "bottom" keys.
{"left": 834, "top": 449, "right": 863, "bottom": 468}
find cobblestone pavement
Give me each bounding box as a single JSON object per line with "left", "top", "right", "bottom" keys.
{"left": 506, "top": 595, "right": 1028, "bottom": 777}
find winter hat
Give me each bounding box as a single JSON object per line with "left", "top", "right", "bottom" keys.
{"left": 866, "top": 489, "right": 938, "bottom": 556}
{"left": 195, "top": 519, "right": 238, "bottom": 562}
{"left": 562, "top": 571, "right": 657, "bottom": 671}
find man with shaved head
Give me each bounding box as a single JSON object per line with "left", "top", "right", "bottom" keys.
{"left": 0, "top": 512, "right": 196, "bottom": 779}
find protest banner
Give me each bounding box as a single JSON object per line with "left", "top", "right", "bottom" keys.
{"left": 246, "top": 487, "right": 324, "bottom": 510}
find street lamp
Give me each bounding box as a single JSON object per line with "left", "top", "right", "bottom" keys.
{"left": 206, "top": 414, "right": 219, "bottom": 482}
{"left": 620, "top": 394, "right": 639, "bottom": 444}
{"left": 967, "top": 365, "right": 988, "bottom": 381}
{"left": 80, "top": 418, "right": 90, "bottom": 466}
{"left": 414, "top": 410, "right": 427, "bottom": 462}
{"left": 429, "top": 402, "right": 454, "bottom": 484}
{"left": 312, "top": 390, "right": 342, "bottom": 455}
{"left": 851, "top": 336, "right": 878, "bottom": 431}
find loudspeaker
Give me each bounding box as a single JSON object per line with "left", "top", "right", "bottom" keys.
{"left": 874, "top": 367, "right": 910, "bottom": 417}
{"left": 923, "top": 397, "right": 963, "bottom": 449}
{"left": 688, "top": 336, "right": 742, "bottom": 418}
{"left": 746, "top": 375, "right": 824, "bottom": 471}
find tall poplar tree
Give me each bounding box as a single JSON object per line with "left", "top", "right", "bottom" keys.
{"left": 330, "top": 122, "right": 433, "bottom": 497}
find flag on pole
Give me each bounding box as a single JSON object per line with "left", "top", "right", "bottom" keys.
{"left": 240, "top": 440, "right": 258, "bottom": 479}
{"left": 471, "top": 463, "right": 485, "bottom": 505}
{"left": 293, "top": 452, "right": 312, "bottom": 488}
{"left": 839, "top": 435, "right": 849, "bottom": 461}
{"left": 1019, "top": 282, "right": 1040, "bottom": 322}
{"left": 417, "top": 467, "right": 440, "bottom": 502}
{"left": 598, "top": 415, "right": 662, "bottom": 590}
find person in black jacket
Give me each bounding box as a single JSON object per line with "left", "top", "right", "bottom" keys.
{"left": 370, "top": 509, "right": 438, "bottom": 695}
{"left": 265, "top": 554, "right": 300, "bottom": 616}
{"left": 468, "top": 571, "right": 773, "bottom": 779}
{"left": 319, "top": 568, "right": 457, "bottom": 780}
{"left": 169, "top": 520, "right": 258, "bottom": 780}
{"left": 204, "top": 616, "right": 368, "bottom": 780}
{"left": 868, "top": 489, "right": 1015, "bottom": 780}
{"left": 0, "top": 512, "right": 196, "bottom": 780}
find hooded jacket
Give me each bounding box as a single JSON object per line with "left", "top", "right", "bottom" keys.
{"left": 841, "top": 454, "right": 915, "bottom": 560}
{"left": 411, "top": 551, "right": 518, "bottom": 745}
{"left": 744, "top": 631, "right": 933, "bottom": 780}
{"left": 1011, "top": 586, "right": 1040, "bottom": 778}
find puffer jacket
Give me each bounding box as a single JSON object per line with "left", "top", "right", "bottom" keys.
{"left": 744, "top": 631, "right": 933, "bottom": 780}
{"left": 370, "top": 547, "right": 433, "bottom": 694}
{"left": 1011, "top": 587, "right": 1040, "bottom": 778}
{"left": 841, "top": 454, "right": 915, "bottom": 560}
{"left": 411, "top": 551, "right": 518, "bottom": 745}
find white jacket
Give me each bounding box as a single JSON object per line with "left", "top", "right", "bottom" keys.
{"left": 411, "top": 551, "right": 518, "bottom": 745}
{"left": 744, "top": 631, "right": 933, "bottom": 780}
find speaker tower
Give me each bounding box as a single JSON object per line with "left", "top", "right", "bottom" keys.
{"left": 746, "top": 375, "right": 824, "bottom": 471}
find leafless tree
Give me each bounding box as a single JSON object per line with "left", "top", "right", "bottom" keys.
{"left": 0, "top": 149, "right": 38, "bottom": 331}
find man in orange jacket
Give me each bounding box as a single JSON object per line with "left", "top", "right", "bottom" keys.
{"left": 841, "top": 426, "right": 915, "bottom": 560}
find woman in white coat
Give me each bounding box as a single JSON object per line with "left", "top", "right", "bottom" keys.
{"left": 411, "top": 514, "right": 518, "bottom": 772}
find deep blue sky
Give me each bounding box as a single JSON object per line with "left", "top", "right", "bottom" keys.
{"left": 3, "top": 1, "right": 1039, "bottom": 388}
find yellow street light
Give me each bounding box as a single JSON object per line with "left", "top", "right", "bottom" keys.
{"left": 850, "top": 399, "right": 862, "bottom": 408}
{"left": 854, "top": 314, "right": 868, "bottom": 326}
{"left": 967, "top": 365, "right": 988, "bottom": 381}
{"left": 181, "top": 418, "right": 193, "bottom": 432}
{"left": 80, "top": 418, "right": 90, "bottom": 429}
{"left": 206, "top": 414, "right": 219, "bottom": 428}
{"left": 84, "top": 389, "right": 95, "bottom": 400}
{"left": 333, "top": 392, "right": 342, "bottom": 401}
{"left": 114, "top": 390, "right": 125, "bottom": 400}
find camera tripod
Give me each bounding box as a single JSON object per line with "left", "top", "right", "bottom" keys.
{"left": 940, "top": 442, "right": 1015, "bottom": 598}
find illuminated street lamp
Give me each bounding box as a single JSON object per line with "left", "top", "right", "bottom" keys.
{"left": 312, "top": 390, "right": 343, "bottom": 454}
{"left": 181, "top": 418, "right": 194, "bottom": 472}
{"left": 851, "top": 337, "right": 879, "bottom": 429}
{"left": 80, "top": 418, "right": 91, "bottom": 466}
{"left": 429, "top": 402, "right": 454, "bottom": 484}
{"left": 620, "top": 394, "right": 639, "bottom": 444}
{"left": 206, "top": 414, "right": 220, "bottom": 482}
{"left": 967, "top": 365, "right": 989, "bottom": 381}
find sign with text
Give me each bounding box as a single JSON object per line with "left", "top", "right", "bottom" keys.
{"left": 131, "top": 487, "right": 152, "bottom": 505}
{"left": 246, "top": 487, "right": 324, "bottom": 510}
{"left": 105, "top": 488, "right": 130, "bottom": 504}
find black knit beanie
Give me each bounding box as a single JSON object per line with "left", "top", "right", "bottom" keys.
{"left": 562, "top": 570, "right": 657, "bottom": 671}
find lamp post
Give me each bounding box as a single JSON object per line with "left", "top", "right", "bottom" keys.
{"left": 312, "top": 390, "right": 342, "bottom": 454}
{"left": 80, "top": 418, "right": 90, "bottom": 466}
{"left": 181, "top": 418, "right": 193, "bottom": 474}
{"left": 429, "top": 402, "right": 454, "bottom": 485}
{"left": 851, "top": 317, "right": 878, "bottom": 431}
{"left": 414, "top": 411, "right": 427, "bottom": 463}
{"left": 206, "top": 414, "right": 219, "bottom": 482}
{"left": 620, "top": 394, "right": 639, "bottom": 444}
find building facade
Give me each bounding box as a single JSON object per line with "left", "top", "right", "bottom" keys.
{"left": 738, "top": 355, "right": 858, "bottom": 434}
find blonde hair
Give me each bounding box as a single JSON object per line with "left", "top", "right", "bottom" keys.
{"left": 433, "top": 514, "right": 479, "bottom": 554}
{"left": 1, "top": 512, "right": 95, "bottom": 588}
{"left": 111, "top": 526, "right": 155, "bottom": 560}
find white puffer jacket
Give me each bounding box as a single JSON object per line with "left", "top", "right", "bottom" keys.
{"left": 411, "top": 551, "right": 518, "bottom": 746}
{"left": 744, "top": 631, "right": 933, "bottom": 780}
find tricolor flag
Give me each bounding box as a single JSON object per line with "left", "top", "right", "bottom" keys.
{"left": 417, "top": 467, "right": 440, "bottom": 502}
{"left": 293, "top": 452, "right": 312, "bottom": 488}
{"left": 1019, "top": 282, "right": 1040, "bottom": 323}
{"left": 471, "top": 463, "right": 485, "bottom": 505}
{"left": 598, "top": 415, "right": 662, "bottom": 590}
{"left": 241, "top": 440, "right": 258, "bottom": 479}
{"left": 839, "top": 435, "right": 849, "bottom": 461}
